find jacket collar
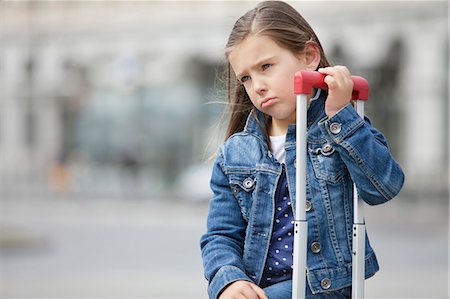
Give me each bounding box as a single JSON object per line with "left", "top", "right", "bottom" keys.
{"left": 243, "top": 109, "right": 268, "bottom": 141}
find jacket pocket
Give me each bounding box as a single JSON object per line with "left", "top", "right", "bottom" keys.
{"left": 229, "top": 173, "right": 256, "bottom": 222}
{"left": 309, "top": 143, "right": 345, "bottom": 184}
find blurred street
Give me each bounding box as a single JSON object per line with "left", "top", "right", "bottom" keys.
{"left": 0, "top": 195, "right": 448, "bottom": 299}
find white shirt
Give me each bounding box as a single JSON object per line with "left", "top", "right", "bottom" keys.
{"left": 269, "top": 89, "right": 321, "bottom": 164}
{"left": 269, "top": 134, "right": 286, "bottom": 164}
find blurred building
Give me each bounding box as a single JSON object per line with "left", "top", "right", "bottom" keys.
{"left": 0, "top": 1, "right": 448, "bottom": 200}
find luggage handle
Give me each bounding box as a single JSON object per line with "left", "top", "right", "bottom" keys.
{"left": 293, "top": 69, "right": 368, "bottom": 299}
{"left": 294, "top": 70, "right": 369, "bottom": 100}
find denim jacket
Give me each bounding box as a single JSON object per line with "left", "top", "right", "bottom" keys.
{"left": 200, "top": 91, "right": 405, "bottom": 299}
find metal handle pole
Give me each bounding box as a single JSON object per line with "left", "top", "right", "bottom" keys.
{"left": 293, "top": 70, "right": 369, "bottom": 299}
{"left": 292, "top": 93, "right": 308, "bottom": 299}
{"left": 352, "top": 101, "right": 365, "bottom": 299}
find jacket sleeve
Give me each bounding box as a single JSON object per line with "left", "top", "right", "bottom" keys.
{"left": 200, "top": 149, "right": 252, "bottom": 299}
{"left": 318, "top": 103, "right": 405, "bottom": 205}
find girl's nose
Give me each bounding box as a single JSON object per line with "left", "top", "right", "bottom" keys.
{"left": 252, "top": 77, "right": 267, "bottom": 95}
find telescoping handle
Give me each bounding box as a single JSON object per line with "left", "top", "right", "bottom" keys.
{"left": 292, "top": 70, "right": 369, "bottom": 299}
{"left": 294, "top": 70, "right": 369, "bottom": 101}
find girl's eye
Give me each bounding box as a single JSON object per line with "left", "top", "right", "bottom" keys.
{"left": 240, "top": 75, "right": 250, "bottom": 83}
{"left": 262, "top": 63, "right": 272, "bottom": 71}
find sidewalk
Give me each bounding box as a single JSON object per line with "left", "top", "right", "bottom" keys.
{"left": 0, "top": 195, "right": 448, "bottom": 298}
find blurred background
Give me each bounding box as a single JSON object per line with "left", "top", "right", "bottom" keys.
{"left": 0, "top": 1, "right": 448, "bottom": 298}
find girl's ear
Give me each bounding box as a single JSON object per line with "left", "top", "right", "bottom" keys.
{"left": 302, "top": 43, "right": 321, "bottom": 71}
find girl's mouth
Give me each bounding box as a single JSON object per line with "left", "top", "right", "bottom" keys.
{"left": 262, "top": 97, "right": 276, "bottom": 109}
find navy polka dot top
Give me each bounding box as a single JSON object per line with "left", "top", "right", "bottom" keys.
{"left": 260, "top": 167, "right": 294, "bottom": 288}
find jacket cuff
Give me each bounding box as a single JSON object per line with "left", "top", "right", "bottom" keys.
{"left": 318, "top": 103, "right": 364, "bottom": 144}
{"left": 208, "top": 265, "right": 252, "bottom": 299}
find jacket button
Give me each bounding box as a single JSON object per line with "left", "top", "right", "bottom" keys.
{"left": 311, "top": 241, "right": 321, "bottom": 253}
{"left": 232, "top": 186, "right": 239, "bottom": 194}
{"left": 322, "top": 143, "right": 333, "bottom": 153}
{"left": 293, "top": 159, "right": 296, "bottom": 168}
{"left": 321, "top": 278, "right": 331, "bottom": 289}
{"left": 305, "top": 200, "right": 312, "bottom": 212}
{"left": 243, "top": 177, "right": 254, "bottom": 189}
{"left": 330, "top": 122, "right": 341, "bottom": 134}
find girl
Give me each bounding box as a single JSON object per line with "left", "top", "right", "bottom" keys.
{"left": 200, "top": 1, "right": 404, "bottom": 299}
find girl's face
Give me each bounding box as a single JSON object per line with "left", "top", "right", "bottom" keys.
{"left": 228, "top": 35, "right": 310, "bottom": 130}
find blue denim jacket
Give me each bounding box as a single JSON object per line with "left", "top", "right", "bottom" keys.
{"left": 200, "top": 92, "right": 405, "bottom": 299}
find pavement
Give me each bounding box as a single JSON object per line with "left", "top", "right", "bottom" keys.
{"left": 0, "top": 194, "right": 448, "bottom": 298}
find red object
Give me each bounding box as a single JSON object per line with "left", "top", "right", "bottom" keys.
{"left": 294, "top": 70, "right": 369, "bottom": 100}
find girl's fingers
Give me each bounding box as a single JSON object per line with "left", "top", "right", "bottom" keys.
{"left": 318, "top": 66, "right": 354, "bottom": 118}
{"left": 318, "top": 66, "right": 332, "bottom": 74}
{"left": 249, "top": 284, "right": 268, "bottom": 299}
{"left": 241, "top": 285, "right": 261, "bottom": 299}
{"left": 318, "top": 66, "right": 337, "bottom": 75}
{"left": 323, "top": 74, "right": 336, "bottom": 87}
{"left": 319, "top": 66, "right": 352, "bottom": 87}
{"left": 219, "top": 281, "right": 265, "bottom": 299}
{"left": 319, "top": 66, "right": 353, "bottom": 88}
{"left": 318, "top": 65, "right": 350, "bottom": 75}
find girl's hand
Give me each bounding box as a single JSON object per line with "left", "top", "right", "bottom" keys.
{"left": 318, "top": 66, "right": 354, "bottom": 118}
{"left": 219, "top": 280, "right": 268, "bottom": 299}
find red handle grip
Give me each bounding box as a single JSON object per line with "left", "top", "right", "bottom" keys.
{"left": 294, "top": 70, "right": 369, "bottom": 101}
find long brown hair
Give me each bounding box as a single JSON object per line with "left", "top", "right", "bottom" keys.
{"left": 223, "top": 1, "right": 330, "bottom": 141}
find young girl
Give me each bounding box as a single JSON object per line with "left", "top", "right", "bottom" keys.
{"left": 200, "top": 1, "right": 404, "bottom": 299}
